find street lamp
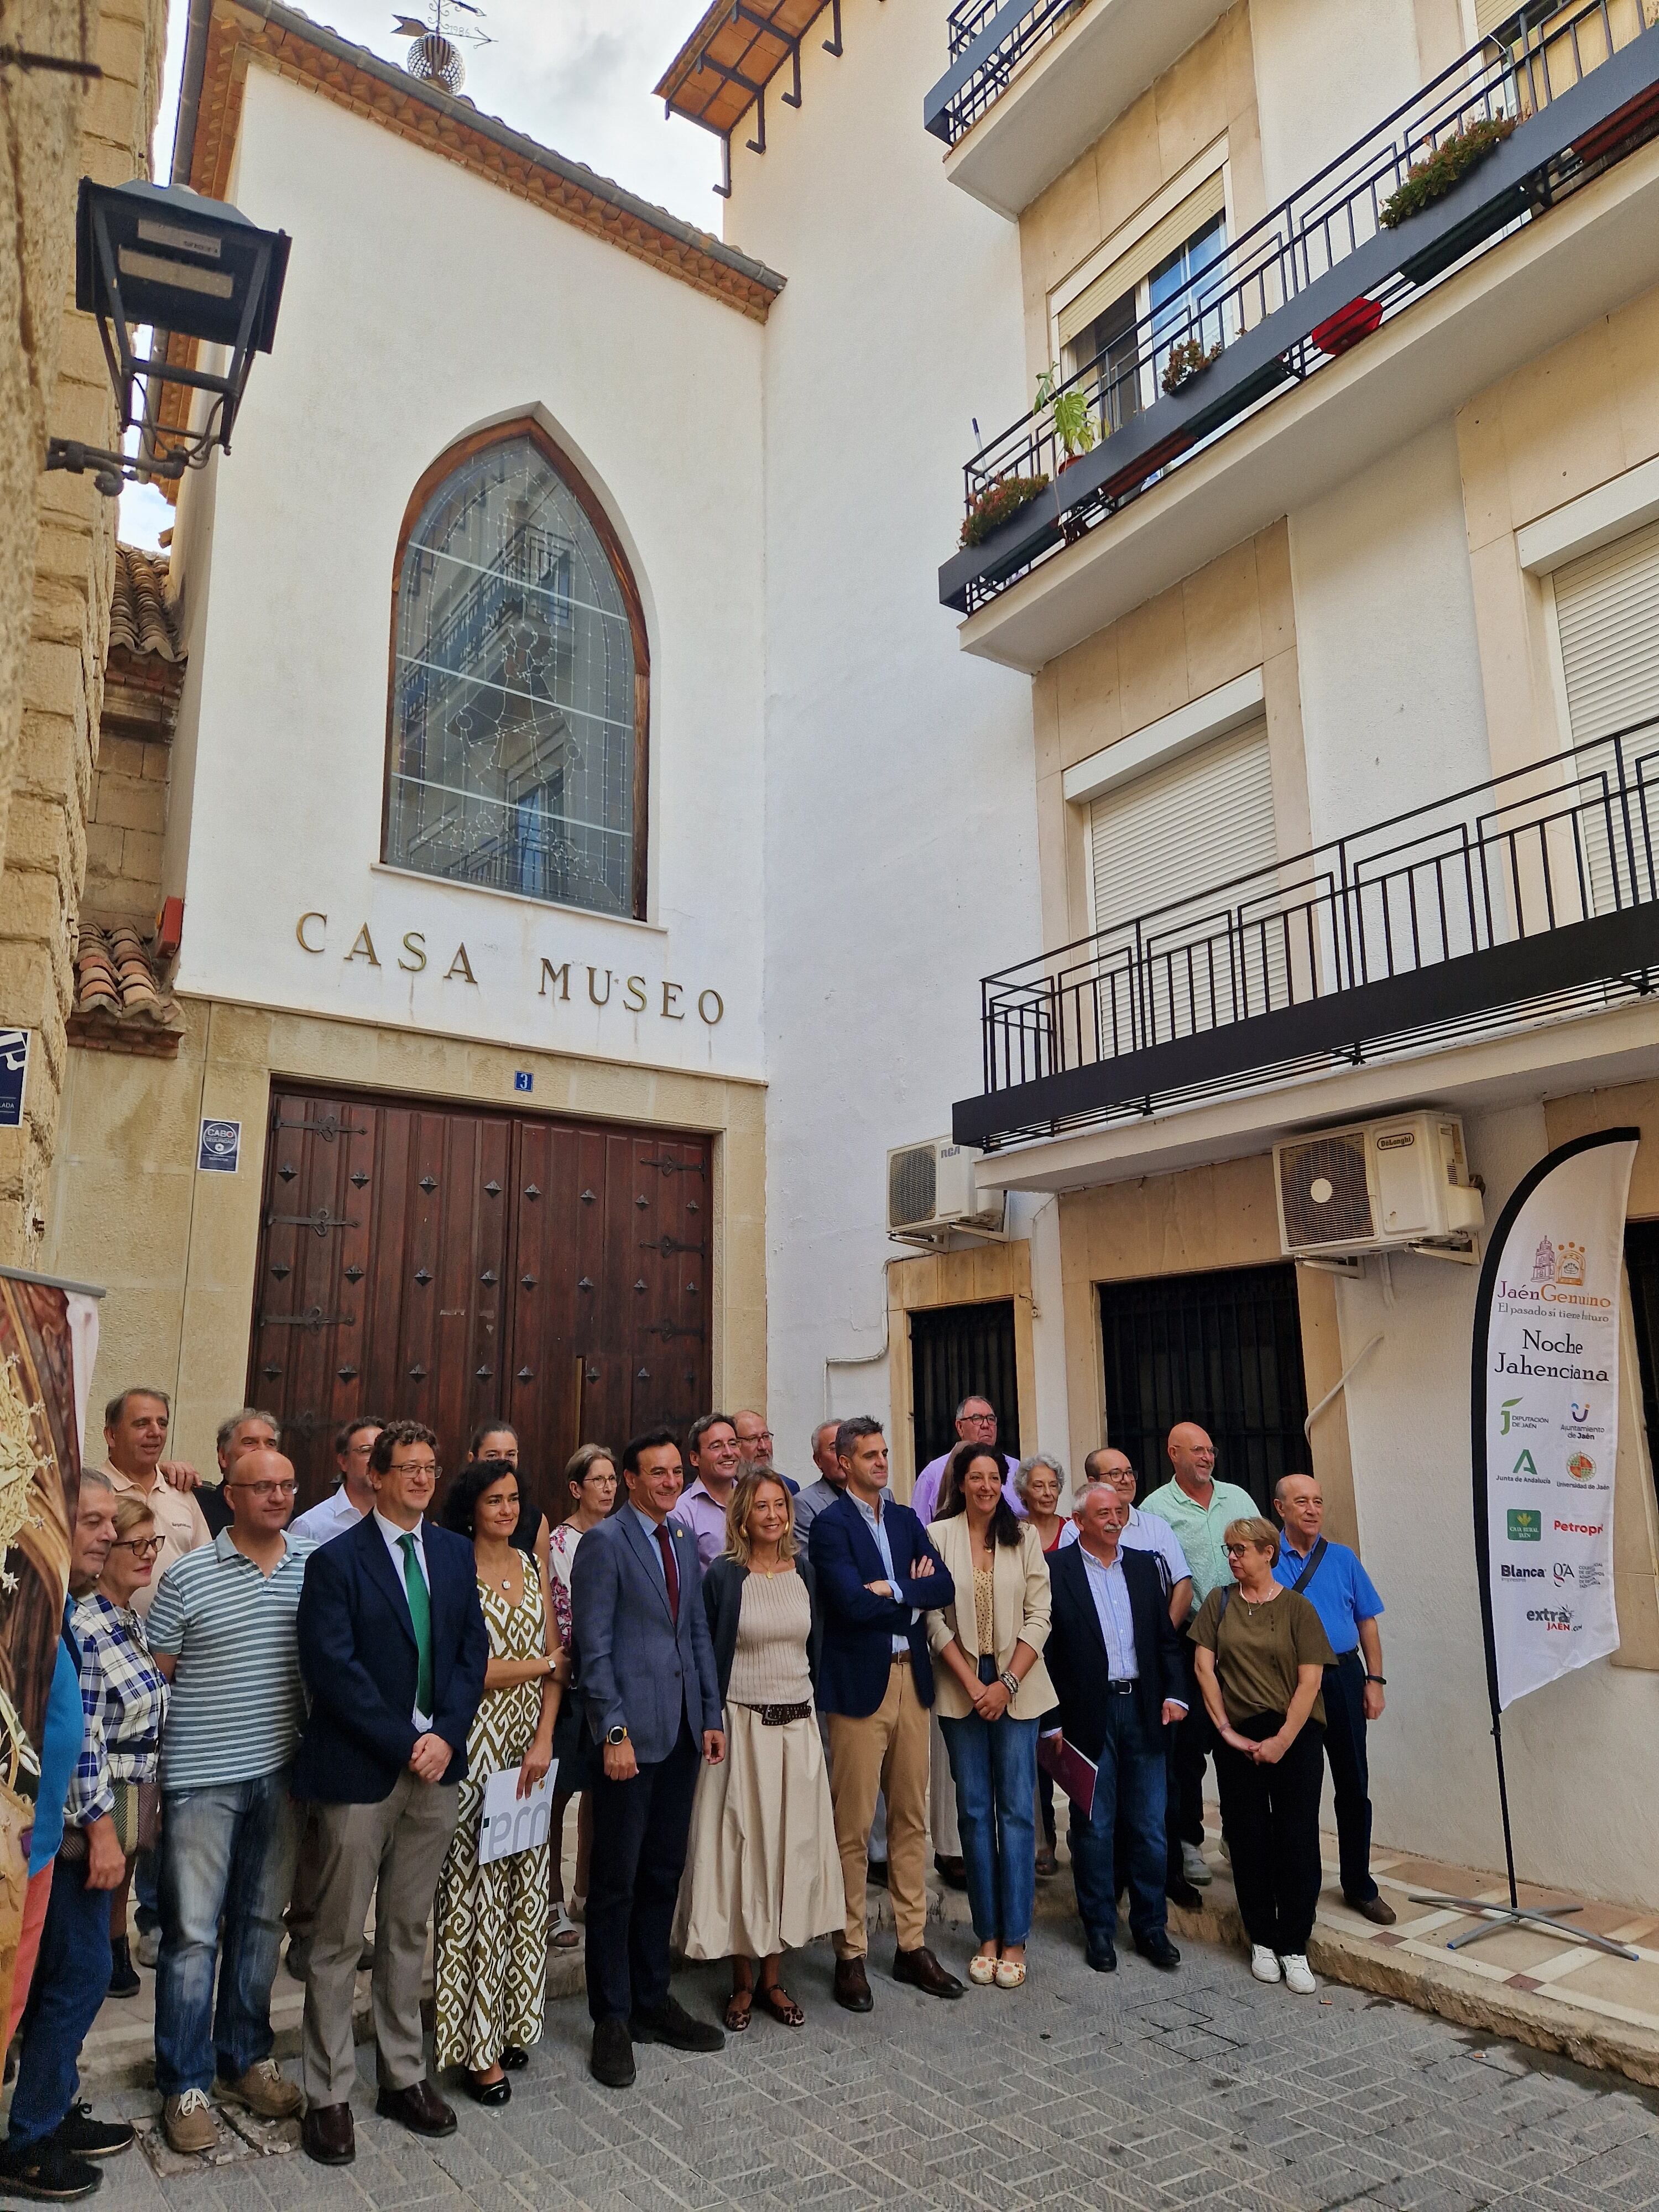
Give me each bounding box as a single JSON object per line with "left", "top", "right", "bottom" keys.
{"left": 45, "top": 176, "right": 290, "bottom": 497}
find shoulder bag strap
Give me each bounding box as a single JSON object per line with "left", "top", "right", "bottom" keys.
{"left": 1290, "top": 1537, "right": 1329, "bottom": 1596}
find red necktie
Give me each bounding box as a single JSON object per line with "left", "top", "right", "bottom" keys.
{"left": 655, "top": 1524, "right": 680, "bottom": 1618}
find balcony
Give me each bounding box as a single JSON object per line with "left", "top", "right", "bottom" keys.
{"left": 921, "top": 0, "right": 1233, "bottom": 220}
{"left": 952, "top": 722, "right": 1659, "bottom": 1154}
{"left": 940, "top": 0, "right": 1659, "bottom": 671}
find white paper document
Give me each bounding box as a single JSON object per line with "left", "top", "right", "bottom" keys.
{"left": 477, "top": 1760, "right": 559, "bottom": 1866}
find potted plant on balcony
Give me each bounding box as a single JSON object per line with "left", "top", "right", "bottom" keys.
{"left": 1161, "top": 334, "right": 1222, "bottom": 397}
{"left": 959, "top": 471, "right": 1050, "bottom": 549}
{"left": 1037, "top": 366, "right": 1098, "bottom": 540}
{"left": 1379, "top": 113, "right": 1516, "bottom": 228}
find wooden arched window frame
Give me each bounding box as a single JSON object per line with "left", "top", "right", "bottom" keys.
{"left": 382, "top": 416, "right": 650, "bottom": 920}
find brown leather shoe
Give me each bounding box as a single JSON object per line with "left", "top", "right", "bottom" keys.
{"left": 893, "top": 1945, "right": 964, "bottom": 2000}
{"left": 301, "top": 2103, "right": 355, "bottom": 2166}
{"left": 1352, "top": 1894, "right": 1397, "bottom": 1926}
{"left": 832, "top": 1955, "right": 873, "bottom": 2012}
{"left": 374, "top": 2080, "right": 457, "bottom": 2138}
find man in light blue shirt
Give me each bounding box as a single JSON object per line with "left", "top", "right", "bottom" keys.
{"left": 1272, "top": 1473, "right": 1392, "bottom": 1924}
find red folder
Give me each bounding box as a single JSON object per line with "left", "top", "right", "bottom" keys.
{"left": 1037, "top": 1729, "right": 1097, "bottom": 1820}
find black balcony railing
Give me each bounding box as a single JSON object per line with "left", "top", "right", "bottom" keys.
{"left": 953, "top": 722, "right": 1659, "bottom": 1151}
{"left": 940, "top": 0, "right": 1659, "bottom": 618}
{"left": 925, "top": 0, "right": 1082, "bottom": 145}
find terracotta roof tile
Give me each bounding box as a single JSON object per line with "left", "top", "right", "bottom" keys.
{"left": 108, "top": 547, "right": 182, "bottom": 664}
{"left": 69, "top": 922, "right": 185, "bottom": 1057}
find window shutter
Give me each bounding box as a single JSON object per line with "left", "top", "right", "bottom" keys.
{"left": 1058, "top": 170, "right": 1228, "bottom": 353}
{"left": 1087, "top": 719, "right": 1279, "bottom": 1038}
{"left": 1553, "top": 515, "right": 1659, "bottom": 915}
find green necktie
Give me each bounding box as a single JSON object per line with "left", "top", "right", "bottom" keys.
{"left": 398, "top": 1532, "right": 435, "bottom": 1717}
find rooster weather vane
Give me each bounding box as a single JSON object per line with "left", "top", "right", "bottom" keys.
{"left": 394, "top": 0, "right": 490, "bottom": 94}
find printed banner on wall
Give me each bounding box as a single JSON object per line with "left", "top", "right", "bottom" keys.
{"left": 0, "top": 1271, "right": 100, "bottom": 2031}
{"left": 1474, "top": 1130, "right": 1639, "bottom": 1710}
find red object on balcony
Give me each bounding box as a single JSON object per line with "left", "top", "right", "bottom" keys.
{"left": 1312, "top": 296, "right": 1384, "bottom": 357}
{"left": 1573, "top": 80, "right": 1659, "bottom": 168}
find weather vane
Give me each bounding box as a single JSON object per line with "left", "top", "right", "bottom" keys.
{"left": 393, "top": 0, "right": 490, "bottom": 95}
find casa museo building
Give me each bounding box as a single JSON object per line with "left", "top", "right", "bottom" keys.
{"left": 44, "top": 0, "right": 1659, "bottom": 1908}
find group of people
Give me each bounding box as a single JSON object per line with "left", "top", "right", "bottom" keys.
{"left": 3, "top": 1381, "right": 1392, "bottom": 2200}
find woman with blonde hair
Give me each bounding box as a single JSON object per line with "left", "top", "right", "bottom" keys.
{"left": 1189, "top": 1516, "right": 1334, "bottom": 1995}
{"left": 673, "top": 1470, "right": 841, "bottom": 2030}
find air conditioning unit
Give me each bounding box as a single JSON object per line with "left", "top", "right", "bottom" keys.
{"left": 886, "top": 1138, "right": 1006, "bottom": 1247}
{"left": 1274, "top": 1111, "right": 1484, "bottom": 1259}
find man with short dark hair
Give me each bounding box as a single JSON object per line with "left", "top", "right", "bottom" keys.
{"left": 290, "top": 1417, "right": 383, "bottom": 1547}
{"left": 294, "top": 1421, "right": 488, "bottom": 2165}
{"left": 571, "top": 1427, "right": 726, "bottom": 2090}
{"left": 679, "top": 1412, "right": 741, "bottom": 1569}
{"left": 93, "top": 1389, "right": 211, "bottom": 1618}
{"left": 0, "top": 1473, "right": 133, "bottom": 2204}
{"left": 148, "top": 1446, "right": 310, "bottom": 2154}
{"left": 810, "top": 1418, "right": 960, "bottom": 2011}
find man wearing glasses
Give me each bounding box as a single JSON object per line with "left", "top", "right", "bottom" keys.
{"left": 147, "top": 1447, "right": 311, "bottom": 2155}
{"left": 910, "top": 1398, "right": 1022, "bottom": 1527}
{"left": 290, "top": 1416, "right": 384, "bottom": 1545}
{"left": 293, "top": 1421, "right": 487, "bottom": 2167}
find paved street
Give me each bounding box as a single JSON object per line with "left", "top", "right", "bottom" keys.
{"left": 93, "top": 1922, "right": 1659, "bottom": 2212}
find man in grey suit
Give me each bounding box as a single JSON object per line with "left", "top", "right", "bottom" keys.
{"left": 570, "top": 1425, "right": 727, "bottom": 2090}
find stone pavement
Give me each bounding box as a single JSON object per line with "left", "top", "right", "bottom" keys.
{"left": 84, "top": 1919, "right": 1659, "bottom": 2212}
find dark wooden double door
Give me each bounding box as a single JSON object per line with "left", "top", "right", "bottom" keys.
{"left": 247, "top": 1086, "right": 712, "bottom": 1520}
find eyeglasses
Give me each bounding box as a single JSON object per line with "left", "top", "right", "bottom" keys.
{"left": 227, "top": 1479, "right": 297, "bottom": 1500}
{"left": 961, "top": 1411, "right": 997, "bottom": 1428}
{"left": 111, "top": 1536, "right": 164, "bottom": 1558}
{"left": 393, "top": 1462, "right": 440, "bottom": 1481}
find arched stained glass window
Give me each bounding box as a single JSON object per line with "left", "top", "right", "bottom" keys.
{"left": 385, "top": 426, "right": 646, "bottom": 916}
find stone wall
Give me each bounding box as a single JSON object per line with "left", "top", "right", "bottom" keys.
{"left": 0, "top": 0, "right": 168, "bottom": 1264}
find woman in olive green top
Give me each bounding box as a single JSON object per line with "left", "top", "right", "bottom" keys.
{"left": 1190, "top": 1517, "right": 1334, "bottom": 1995}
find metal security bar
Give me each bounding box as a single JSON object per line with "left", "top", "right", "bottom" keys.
{"left": 955, "top": 719, "right": 1659, "bottom": 1151}
{"left": 941, "top": 0, "right": 1659, "bottom": 615}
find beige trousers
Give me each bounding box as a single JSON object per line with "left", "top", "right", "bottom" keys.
{"left": 301, "top": 1773, "right": 459, "bottom": 2103}
{"left": 826, "top": 1657, "right": 930, "bottom": 1956}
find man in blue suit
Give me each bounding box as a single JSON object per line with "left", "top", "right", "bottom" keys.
{"left": 808, "top": 1417, "right": 962, "bottom": 2011}
{"left": 570, "top": 1425, "right": 726, "bottom": 2090}
{"left": 293, "top": 1421, "right": 488, "bottom": 2166}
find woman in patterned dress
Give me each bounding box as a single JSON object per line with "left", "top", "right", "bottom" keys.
{"left": 433, "top": 1458, "right": 563, "bottom": 2105}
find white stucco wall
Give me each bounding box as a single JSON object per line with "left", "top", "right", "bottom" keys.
{"left": 1290, "top": 420, "right": 1493, "bottom": 849}
{"left": 1336, "top": 1100, "right": 1659, "bottom": 1907}
{"left": 170, "top": 67, "right": 768, "bottom": 1081}
{"left": 723, "top": 0, "right": 1047, "bottom": 1462}
{"left": 1249, "top": 0, "right": 1426, "bottom": 208}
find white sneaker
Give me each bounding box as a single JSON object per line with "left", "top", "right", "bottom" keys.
{"left": 1280, "top": 1953, "right": 1317, "bottom": 1995}
{"left": 136, "top": 1928, "right": 160, "bottom": 1969}
{"left": 1181, "top": 1843, "right": 1212, "bottom": 1886}
{"left": 1250, "top": 1945, "right": 1281, "bottom": 1984}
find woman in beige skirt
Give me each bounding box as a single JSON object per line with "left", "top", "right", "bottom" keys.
{"left": 673, "top": 1470, "right": 841, "bottom": 2030}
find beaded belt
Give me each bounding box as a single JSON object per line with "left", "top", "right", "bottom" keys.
{"left": 748, "top": 1700, "right": 812, "bottom": 1727}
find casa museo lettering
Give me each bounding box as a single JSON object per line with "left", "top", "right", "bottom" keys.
{"left": 295, "top": 914, "right": 724, "bottom": 1026}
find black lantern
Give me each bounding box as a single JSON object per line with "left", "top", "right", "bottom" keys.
{"left": 45, "top": 176, "right": 290, "bottom": 497}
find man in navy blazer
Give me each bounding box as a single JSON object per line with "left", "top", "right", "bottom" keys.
{"left": 1045, "top": 1483, "right": 1187, "bottom": 1975}
{"left": 570, "top": 1425, "right": 726, "bottom": 2090}
{"left": 808, "top": 1417, "right": 961, "bottom": 2011}
{"left": 293, "top": 1421, "right": 487, "bottom": 2166}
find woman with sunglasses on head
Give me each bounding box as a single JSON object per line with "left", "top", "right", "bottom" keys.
{"left": 72, "top": 1494, "right": 170, "bottom": 1997}
{"left": 1189, "top": 1516, "right": 1334, "bottom": 1995}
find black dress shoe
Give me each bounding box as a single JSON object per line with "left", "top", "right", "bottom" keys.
{"left": 1350, "top": 1895, "right": 1397, "bottom": 1925}
{"left": 833, "top": 1956, "right": 873, "bottom": 2012}
{"left": 0, "top": 2135, "right": 102, "bottom": 2200}
{"left": 53, "top": 2108, "right": 133, "bottom": 2162}
{"left": 301, "top": 2105, "right": 356, "bottom": 2167}
{"left": 1166, "top": 1878, "right": 1203, "bottom": 1911}
{"left": 1085, "top": 1944, "right": 1118, "bottom": 1973}
{"left": 374, "top": 2080, "right": 457, "bottom": 2138}
{"left": 630, "top": 1995, "right": 724, "bottom": 2053}
{"left": 465, "top": 2074, "right": 510, "bottom": 2107}
{"left": 933, "top": 1854, "right": 969, "bottom": 1893}
{"left": 892, "top": 1945, "right": 964, "bottom": 1999}
{"left": 499, "top": 2044, "right": 529, "bottom": 2070}
{"left": 1135, "top": 1932, "right": 1181, "bottom": 1971}
{"left": 590, "top": 2017, "right": 635, "bottom": 2090}
{"left": 106, "top": 1939, "right": 139, "bottom": 2001}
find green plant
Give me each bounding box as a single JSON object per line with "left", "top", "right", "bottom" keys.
{"left": 1036, "top": 367, "right": 1098, "bottom": 461}
{"left": 1161, "top": 335, "right": 1221, "bottom": 396}
{"left": 1379, "top": 114, "right": 1516, "bottom": 228}
{"left": 959, "top": 472, "right": 1050, "bottom": 548}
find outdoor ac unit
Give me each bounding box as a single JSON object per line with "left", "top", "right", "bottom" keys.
{"left": 886, "top": 1138, "right": 1006, "bottom": 1245}
{"left": 1274, "top": 1112, "right": 1484, "bottom": 1258}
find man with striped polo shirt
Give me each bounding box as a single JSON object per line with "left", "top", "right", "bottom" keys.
{"left": 148, "top": 1446, "right": 310, "bottom": 2156}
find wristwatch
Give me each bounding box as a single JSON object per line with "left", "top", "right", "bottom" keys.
{"left": 999, "top": 1670, "right": 1021, "bottom": 1698}
{"left": 1364, "top": 1673, "right": 1386, "bottom": 1686}
{"left": 605, "top": 1724, "right": 629, "bottom": 1746}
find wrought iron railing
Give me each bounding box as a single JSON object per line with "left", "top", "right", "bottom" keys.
{"left": 928, "top": 0, "right": 1082, "bottom": 141}
{"left": 956, "top": 722, "right": 1659, "bottom": 1149}
{"left": 942, "top": 0, "right": 1659, "bottom": 615}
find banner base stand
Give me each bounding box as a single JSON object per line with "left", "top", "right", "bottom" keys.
{"left": 1407, "top": 1892, "right": 1639, "bottom": 1960}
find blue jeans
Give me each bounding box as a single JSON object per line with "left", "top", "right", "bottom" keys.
{"left": 1070, "top": 1692, "right": 1167, "bottom": 1955}
{"left": 133, "top": 1844, "right": 159, "bottom": 1935}
{"left": 938, "top": 1695, "right": 1039, "bottom": 1949}
{"left": 155, "top": 1769, "right": 299, "bottom": 2096}
{"left": 9, "top": 1859, "right": 113, "bottom": 2149}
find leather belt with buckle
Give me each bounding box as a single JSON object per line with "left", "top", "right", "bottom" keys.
{"left": 750, "top": 1700, "right": 812, "bottom": 1727}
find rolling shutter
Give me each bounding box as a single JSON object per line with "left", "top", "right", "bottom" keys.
{"left": 1553, "top": 515, "right": 1659, "bottom": 913}
{"left": 1058, "top": 170, "right": 1228, "bottom": 353}
{"left": 1088, "top": 718, "right": 1279, "bottom": 1037}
